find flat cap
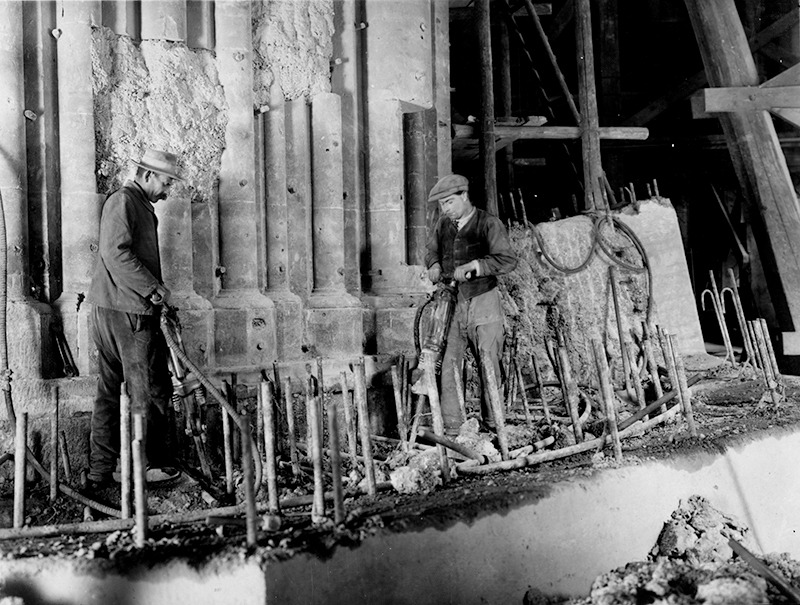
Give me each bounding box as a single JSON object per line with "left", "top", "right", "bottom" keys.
{"left": 428, "top": 174, "right": 469, "bottom": 203}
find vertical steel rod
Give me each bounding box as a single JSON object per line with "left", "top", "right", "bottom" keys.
{"left": 49, "top": 387, "right": 59, "bottom": 503}
{"left": 557, "top": 344, "right": 583, "bottom": 442}
{"left": 222, "top": 407, "right": 234, "bottom": 494}
{"left": 515, "top": 361, "right": 533, "bottom": 428}
{"left": 327, "top": 400, "right": 346, "bottom": 525}
{"left": 340, "top": 371, "right": 358, "bottom": 464}
{"left": 642, "top": 322, "right": 664, "bottom": 411}
{"left": 307, "top": 378, "right": 326, "bottom": 520}
{"left": 390, "top": 364, "right": 408, "bottom": 451}
{"left": 593, "top": 341, "right": 622, "bottom": 462}
{"left": 132, "top": 413, "right": 147, "bottom": 548}
{"left": 261, "top": 380, "right": 280, "bottom": 514}
{"left": 424, "top": 356, "right": 450, "bottom": 480}
{"left": 58, "top": 431, "right": 71, "bottom": 481}
{"left": 667, "top": 334, "right": 697, "bottom": 437}
{"left": 354, "top": 360, "right": 376, "bottom": 496}
{"left": 626, "top": 343, "right": 646, "bottom": 410}
{"left": 531, "top": 353, "right": 551, "bottom": 424}
{"left": 283, "top": 376, "right": 300, "bottom": 477}
{"left": 13, "top": 412, "right": 27, "bottom": 528}
{"left": 707, "top": 270, "right": 736, "bottom": 364}
{"left": 725, "top": 268, "right": 756, "bottom": 365}
{"left": 120, "top": 381, "right": 132, "bottom": 519}
{"left": 241, "top": 411, "right": 258, "bottom": 546}
{"left": 758, "top": 318, "right": 781, "bottom": 380}
{"left": 609, "top": 267, "right": 633, "bottom": 397}
{"left": 659, "top": 327, "right": 684, "bottom": 413}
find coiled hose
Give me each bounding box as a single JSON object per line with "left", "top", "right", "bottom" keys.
{"left": 529, "top": 212, "right": 654, "bottom": 323}
{"left": 0, "top": 190, "right": 121, "bottom": 518}
{"left": 159, "top": 309, "right": 263, "bottom": 495}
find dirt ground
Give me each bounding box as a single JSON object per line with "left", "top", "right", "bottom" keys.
{"left": 2, "top": 357, "right": 800, "bottom": 580}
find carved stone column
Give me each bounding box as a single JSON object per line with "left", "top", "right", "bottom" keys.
{"left": 52, "top": 0, "right": 103, "bottom": 375}
{"left": 213, "top": 0, "right": 276, "bottom": 368}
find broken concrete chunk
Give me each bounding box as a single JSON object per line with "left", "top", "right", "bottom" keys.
{"left": 389, "top": 449, "right": 443, "bottom": 494}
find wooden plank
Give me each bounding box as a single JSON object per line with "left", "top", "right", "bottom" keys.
{"left": 763, "top": 63, "right": 800, "bottom": 128}
{"left": 770, "top": 108, "right": 800, "bottom": 129}
{"left": 684, "top": 0, "right": 800, "bottom": 352}
{"left": 493, "top": 125, "right": 649, "bottom": 139}
{"left": 575, "top": 0, "right": 602, "bottom": 210}
{"left": 623, "top": 9, "right": 799, "bottom": 126}
{"left": 546, "top": 0, "right": 573, "bottom": 41}
{"left": 762, "top": 62, "right": 800, "bottom": 87}
{"left": 477, "top": 0, "right": 498, "bottom": 215}
{"left": 511, "top": 3, "right": 551, "bottom": 16}
{"left": 700, "top": 86, "right": 800, "bottom": 112}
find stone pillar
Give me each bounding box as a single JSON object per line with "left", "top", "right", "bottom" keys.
{"left": 433, "top": 0, "right": 452, "bottom": 179}
{"left": 0, "top": 0, "right": 52, "bottom": 380}
{"left": 141, "top": 0, "right": 186, "bottom": 42}
{"left": 305, "top": 93, "right": 362, "bottom": 358}
{"left": 23, "top": 0, "right": 60, "bottom": 305}
{"left": 187, "top": 0, "right": 215, "bottom": 50}
{"left": 361, "top": 0, "right": 437, "bottom": 354}
{"left": 53, "top": 0, "right": 103, "bottom": 376}
{"left": 332, "top": 0, "right": 364, "bottom": 295}
{"left": 101, "top": 0, "right": 138, "bottom": 38}
{"left": 363, "top": 0, "right": 434, "bottom": 295}
{"left": 285, "top": 98, "right": 313, "bottom": 301}
{"left": 262, "top": 87, "right": 302, "bottom": 361}
{"left": 156, "top": 190, "right": 213, "bottom": 367}
{"left": 213, "top": 0, "right": 276, "bottom": 368}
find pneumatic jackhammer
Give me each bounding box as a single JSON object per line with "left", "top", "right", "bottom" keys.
{"left": 411, "top": 279, "right": 458, "bottom": 394}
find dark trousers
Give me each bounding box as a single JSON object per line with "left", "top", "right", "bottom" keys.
{"left": 88, "top": 305, "right": 173, "bottom": 481}
{"left": 440, "top": 288, "right": 505, "bottom": 431}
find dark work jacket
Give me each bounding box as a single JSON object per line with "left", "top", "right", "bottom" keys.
{"left": 88, "top": 181, "right": 162, "bottom": 315}
{"left": 425, "top": 207, "right": 517, "bottom": 300}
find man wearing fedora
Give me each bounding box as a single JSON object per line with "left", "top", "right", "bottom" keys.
{"left": 425, "top": 174, "right": 517, "bottom": 436}
{"left": 86, "top": 149, "right": 183, "bottom": 490}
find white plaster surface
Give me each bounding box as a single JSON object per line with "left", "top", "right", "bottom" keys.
{"left": 266, "top": 429, "right": 800, "bottom": 604}
{"left": 0, "top": 559, "right": 265, "bottom": 605}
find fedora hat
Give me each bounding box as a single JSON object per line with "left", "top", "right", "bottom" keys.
{"left": 134, "top": 149, "right": 183, "bottom": 181}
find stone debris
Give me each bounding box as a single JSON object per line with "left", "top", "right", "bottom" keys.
{"left": 455, "top": 418, "right": 501, "bottom": 463}
{"left": 565, "top": 495, "right": 800, "bottom": 605}
{"left": 389, "top": 449, "right": 443, "bottom": 495}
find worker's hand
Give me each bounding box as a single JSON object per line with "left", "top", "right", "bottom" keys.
{"left": 427, "top": 263, "right": 442, "bottom": 283}
{"left": 454, "top": 260, "right": 481, "bottom": 282}
{"left": 150, "top": 284, "right": 171, "bottom": 305}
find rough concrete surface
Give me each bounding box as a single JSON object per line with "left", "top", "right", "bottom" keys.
{"left": 252, "top": 0, "right": 334, "bottom": 105}
{"left": 92, "top": 26, "right": 227, "bottom": 203}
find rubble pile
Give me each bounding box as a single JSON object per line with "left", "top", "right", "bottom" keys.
{"left": 556, "top": 495, "right": 800, "bottom": 605}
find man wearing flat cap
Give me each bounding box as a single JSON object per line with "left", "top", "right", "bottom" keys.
{"left": 86, "top": 149, "right": 183, "bottom": 490}
{"left": 425, "top": 174, "right": 517, "bottom": 435}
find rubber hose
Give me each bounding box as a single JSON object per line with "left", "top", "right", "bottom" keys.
{"left": 413, "top": 295, "right": 432, "bottom": 358}
{"left": 160, "top": 312, "right": 263, "bottom": 494}
{"left": 592, "top": 214, "right": 655, "bottom": 323}
{"left": 529, "top": 219, "right": 598, "bottom": 275}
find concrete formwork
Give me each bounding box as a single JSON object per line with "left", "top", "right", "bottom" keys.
{"left": 1, "top": 426, "right": 798, "bottom": 604}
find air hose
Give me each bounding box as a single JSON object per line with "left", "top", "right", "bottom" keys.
{"left": 159, "top": 309, "right": 263, "bottom": 494}
{"left": 528, "top": 212, "right": 654, "bottom": 323}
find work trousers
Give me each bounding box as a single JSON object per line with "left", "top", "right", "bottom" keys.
{"left": 88, "top": 305, "right": 173, "bottom": 481}
{"left": 439, "top": 288, "right": 505, "bottom": 432}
